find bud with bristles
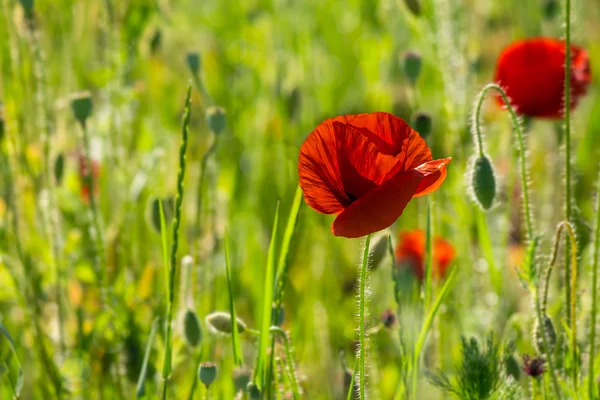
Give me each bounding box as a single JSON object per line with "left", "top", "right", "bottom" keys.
{"left": 70, "top": 92, "right": 93, "bottom": 127}
{"left": 534, "top": 314, "right": 557, "bottom": 354}
{"left": 470, "top": 155, "right": 496, "bottom": 210}
{"left": 205, "top": 106, "right": 227, "bottom": 135}
{"left": 182, "top": 309, "right": 202, "bottom": 348}
{"left": 247, "top": 383, "right": 261, "bottom": 400}
{"left": 401, "top": 51, "right": 422, "bottom": 85}
{"left": 412, "top": 112, "right": 432, "bottom": 139}
{"left": 198, "top": 362, "right": 217, "bottom": 387}
{"left": 233, "top": 366, "right": 252, "bottom": 392}
{"left": 186, "top": 52, "right": 201, "bottom": 76}
{"left": 205, "top": 311, "right": 246, "bottom": 335}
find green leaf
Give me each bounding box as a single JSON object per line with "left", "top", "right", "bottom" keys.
{"left": 136, "top": 317, "right": 159, "bottom": 398}
{"left": 225, "top": 232, "right": 243, "bottom": 366}
{"left": 0, "top": 320, "right": 23, "bottom": 397}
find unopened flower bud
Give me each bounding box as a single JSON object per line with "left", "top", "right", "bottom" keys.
{"left": 247, "top": 383, "right": 261, "bottom": 400}
{"left": 198, "top": 362, "right": 217, "bottom": 387}
{"left": 205, "top": 311, "right": 246, "bottom": 335}
{"left": 19, "top": 0, "right": 34, "bottom": 17}
{"left": 543, "top": 0, "right": 559, "bottom": 19}
{"left": 522, "top": 355, "right": 546, "bottom": 378}
{"left": 70, "top": 92, "right": 93, "bottom": 127}
{"left": 205, "top": 106, "right": 227, "bottom": 135}
{"left": 182, "top": 309, "right": 202, "bottom": 348}
{"left": 471, "top": 155, "right": 496, "bottom": 210}
{"left": 412, "top": 112, "right": 432, "bottom": 139}
{"left": 404, "top": 0, "right": 421, "bottom": 15}
{"left": 401, "top": 51, "right": 422, "bottom": 85}
{"left": 233, "top": 366, "right": 252, "bottom": 392}
{"left": 186, "top": 52, "right": 201, "bottom": 76}
{"left": 534, "top": 314, "right": 557, "bottom": 353}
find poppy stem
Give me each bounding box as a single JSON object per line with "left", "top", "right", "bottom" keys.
{"left": 473, "top": 83, "right": 534, "bottom": 242}
{"left": 588, "top": 169, "right": 600, "bottom": 399}
{"left": 358, "top": 234, "right": 372, "bottom": 400}
{"left": 534, "top": 289, "right": 563, "bottom": 400}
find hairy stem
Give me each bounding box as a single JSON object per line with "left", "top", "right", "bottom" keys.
{"left": 358, "top": 234, "right": 372, "bottom": 400}
{"left": 589, "top": 171, "right": 600, "bottom": 399}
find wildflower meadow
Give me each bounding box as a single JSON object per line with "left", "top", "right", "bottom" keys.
{"left": 1, "top": 0, "right": 600, "bottom": 399}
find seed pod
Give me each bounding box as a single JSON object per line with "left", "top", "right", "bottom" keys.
{"left": 247, "top": 383, "right": 261, "bottom": 400}
{"left": 182, "top": 309, "right": 202, "bottom": 348}
{"left": 205, "top": 311, "right": 246, "bottom": 335}
{"left": 233, "top": 366, "right": 252, "bottom": 392}
{"left": 198, "top": 362, "right": 217, "bottom": 387}
{"left": 70, "top": 92, "right": 93, "bottom": 127}
{"left": 412, "top": 112, "right": 432, "bottom": 139}
{"left": 471, "top": 155, "right": 496, "bottom": 210}
{"left": 401, "top": 51, "right": 422, "bottom": 85}
{"left": 54, "top": 153, "right": 65, "bottom": 185}
{"left": 186, "top": 52, "right": 201, "bottom": 76}
{"left": 404, "top": 0, "right": 421, "bottom": 15}
{"left": 533, "top": 314, "right": 557, "bottom": 354}
{"left": 205, "top": 106, "right": 227, "bottom": 135}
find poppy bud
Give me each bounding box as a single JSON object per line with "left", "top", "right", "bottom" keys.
{"left": 186, "top": 52, "right": 201, "bottom": 76}
{"left": 182, "top": 308, "right": 202, "bottom": 348}
{"left": 205, "top": 106, "right": 227, "bottom": 135}
{"left": 533, "top": 314, "right": 557, "bottom": 353}
{"left": 205, "top": 311, "right": 247, "bottom": 335}
{"left": 401, "top": 51, "right": 422, "bottom": 85}
{"left": 19, "top": 0, "right": 34, "bottom": 17}
{"left": 404, "top": 0, "right": 421, "bottom": 15}
{"left": 505, "top": 353, "right": 521, "bottom": 381}
{"left": 233, "top": 366, "right": 252, "bottom": 392}
{"left": 198, "top": 362, "right": 217, "bottom": 387}
{"left": 247, "top": 383, "right": 261, "bottom": 400}
{"left": 54, "top": 153, "right": 64, "bottom": 185}
{"left": 70, "top": 92, "right": 93, "bottom": 128}
{"left": 150, "top": 29, "right": 162, "bottom": 54}
{"left": 412, "top": 112, "right": 432, "bottom": 139}
{"left": 470, "top": 155, "right": 496, "bottom": 210}
{"left": 542, "top": 0, "right": 559, "bottom": 19}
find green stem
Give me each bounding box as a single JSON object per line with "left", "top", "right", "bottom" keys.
{"left": 162, "top": 84, "right": 193, "bottom": 399}
{"left": 270, "top": 327, "right": 301, "bottom": 399}
{"left": 358, "top": 234, "right": 372, "bottom": 400}
{"left": 534, "top": 290, "right": 562, "bottom": 400}
{"left": 473, "top": 83, "right": 533, "bottom": 241}
{"left": 195, "top": 136, "right": 219, "bottom": 235}
{"left": 589, "top": 170, "right": 600, "bottom": 400}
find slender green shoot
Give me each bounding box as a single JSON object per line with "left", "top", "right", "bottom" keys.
{"left": 0, "top": 320, "right": 23, "bottom": 398}
{"left": 358, "top": 234, "right": 372, "bottom": 400}
{"left": 224, "top": 232, "right": 243, "bottom": 366}
{"left": 136, "top": 317, "right": 159, "bottom": 398}
{"left": 424, "top": 201, "right": 433, "bottom": 308}
{"left": 588, "top": 170, "right": 600, "bottom": 399}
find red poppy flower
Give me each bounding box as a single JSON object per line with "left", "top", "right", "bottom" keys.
{"left": 298, "top": 112, "right": 451, "bottom": 238}
{"left": 78, "top": 153, "right": 100, "bottom": 203}
{"left": 395, "top": 229, "right": 455, "bottom": 281}
{"left": 494, "top": 37, "right": 591, "bottom": 118}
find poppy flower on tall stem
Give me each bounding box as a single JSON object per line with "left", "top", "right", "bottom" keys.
{"left": 395, "top": 229, "right": 455, "bottom": 281}
{"left": 494, "top": 37, "right": 591, "bottom": 118}
{"left": 298, "top": 112, "right": 451, "bottom": 238}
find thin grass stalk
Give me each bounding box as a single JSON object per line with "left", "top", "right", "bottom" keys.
{"left": 358, "top": 234, "right": 372, "bottom": 400}
{"left": 270, "top": 327, "right": 301, "bottom": 399}
{"left": 161, "top": 84, "right": 192, "bottom": 399}
{"left": 136, "top": 318, "right": 159, "bottom": 398}
{"left": 534, "top": 290, "right": 563, "bottom": 399}
{"left": 588, "top": 170, "right": 600, "bottom": 399}
{"left": 224, "top": 232, "right": 243, "bottom": 366}
{"left": 424, "top": 201, "right": 433, "bottom": 308}
{"left": 472, "top": 83, "right": 533, "bottom": 241}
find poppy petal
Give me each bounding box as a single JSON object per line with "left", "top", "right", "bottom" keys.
{"left": 298, "top": 120, "right": 350, "bottom": 214}
{"left": 413, "top": 158, "right": 452, "bottom": 197}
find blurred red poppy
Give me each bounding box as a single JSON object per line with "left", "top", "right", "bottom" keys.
{"left": 395, "top": 229, "right": 455, "bottom": 281}
{"left": 494, "top": 37, "right": 591, "bottom": 118}
{"left": 298, "top": 112, "right": 451, "bottom": 238}
{"left": 78, "top": 153, "right": 100, "bottom": 203}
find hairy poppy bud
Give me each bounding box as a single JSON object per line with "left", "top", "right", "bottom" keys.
{"left": 182, "top": 309, "right": 202, "bottom": 348}
{"left": 54, "top": 153, "right": 65, "bottom": 185}
{"left": 198, "top": 362, "right": 217, "bottom": 387}
{"left": 233, "top": 366, "right": 252, "bottom": 392}
{"left": 205, "top": 106, "right": 227, "bottom": 135}
{"left": 186, "top": 52, "right": 201, "bottom": 76}
{"left": 247, "top": 383, "right": 261, "bottom": 400}
{"left": 70, "top": 92, "right": 93, "bottom": 127}
{"left": 412, "top": 112, "right": 432, "bottom": 139}
{"left": 470, "top": 155, "right": 496, "bottom": 210}
{"left": 543, "top": 0, "right": 559, "bottom": 19}
{"left": 404, "top": 0, "right": 421, "bottom": 15}
{"left": 534, "top": 314, "right": 557, "bottom": 353}
{"left": 402, "top": 51, "right": 422, "bottom": 85}
{"left": 205, "top": 311, "right": 246, "bottom": 335}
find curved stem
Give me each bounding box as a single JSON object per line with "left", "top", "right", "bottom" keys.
{"left": 270, "top": 327, "right": 301, "bottom": 399}
{"left": 589, "top": 171, "right": 600, "bottom": 399}
{"left": 358, "top": 234, "right": 372, "bottom": 400}
{"left": 472, "top": 83, "right": 533, "bottom": 241}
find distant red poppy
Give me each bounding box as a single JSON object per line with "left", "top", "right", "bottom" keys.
{"left": 395, "top": 229, "right": 455, "bottom": 281}
{"left": 78, "top": 153, "right": 100, "bottom": 203}
{"left": 298, "top": 112, "right": 451, "bottom": 238}
{"left": 494, "top": 37, "right": 591, "bottom": 118}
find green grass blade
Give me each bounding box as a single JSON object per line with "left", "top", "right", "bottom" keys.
{"left": 159, "top": 200, "right": 170, "bottom": 304}
{"left": 424, "top": 201, "right": 432, "bottom": 308}
{"left": 346, "top": 356, "right": 358, "bottom": 400}
{"left": 254, "top": 202, "right": 280, "bottom": 389}
{"left": 411, "top": 266, "right": 458, "bottom": 398}
{"left": 225, "top": 231, "right": 243, "bottom": 366}
{"left": 136, "top": 317, "right": 159, "bottom": 398}
{"left": 0, "top": 320, "right": 23, "bottom": 397}
{"left": 475, "top": 210, "right": 502, "bottom": 293}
